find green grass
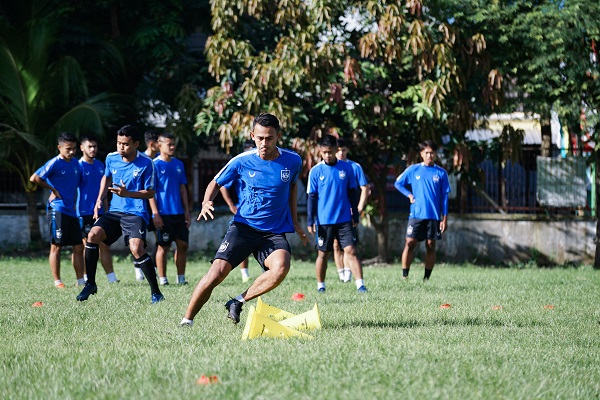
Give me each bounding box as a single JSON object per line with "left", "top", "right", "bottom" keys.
{"left": 1, "top": 256, "right": 599, "bottom": 399}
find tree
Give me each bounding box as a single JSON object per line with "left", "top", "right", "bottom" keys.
{"left": 195, "top": 0, "right": 496, "bottom": 261}
{"left": 0, "top": 1, "right": 120, "bottom": 242}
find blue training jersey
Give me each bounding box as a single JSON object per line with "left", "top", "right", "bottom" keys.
{"left": 78, "top": 158, "right": 105, "bottom": 217}
{"left": 35, "top": 156, "right": 81, "bottom": 217}
{"left": 214, "top": 147, "right": 301, "bottom": 234}
{"left": 105, "top": 151, "right": 155, "bottom": 222}
{"left": 307, "top": 160, "right": 357, "bottom": 225}
{"left": 394, "top": 163, "right": 450, "bottom": 220}
{"left": 345, "top": 159, "right": 369, "bottom": 187}
{"left": 153, "top": 156, "right": 187, "bottom": 215}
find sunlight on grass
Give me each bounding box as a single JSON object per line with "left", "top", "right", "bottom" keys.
{"left": 1, "top": 257, "right": 599, "bottom": 399}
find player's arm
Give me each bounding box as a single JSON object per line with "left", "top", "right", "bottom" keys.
{"left": 94, "top": 175, "right": 111, "bottom": 220}
{"left": 219, "top": 186, "right": 237, "bottom": 215}
{"left": 440, "top": 172, "right": 450, "bottom": 233}
{"left": 289, "top": 182, "right": 309, "bottom": 246}
{"left": 394, "top": 171, "right": 414, "bottom": 203}
{"left": 148, "top": 197, "right": 163, "bottom": 230}
{"left": 180, "top": 183, "right": 191, "bottom": 227}
{"left": 348, "top": 188, "right": 360, "bottom": 225}
{"left": 358, "top": 185, "right": 369, "bottom": 214}
{"left": 109, "top": 180, "right": 155, "bottom": 199}
{"left": 197, "top": 179, "right": 222, "bottom": 221}
{"left": 306, "top": 192, "right": 318, "bottom": 235}
{"left": 29, "top": 173, "right": 60, "bottom": 200}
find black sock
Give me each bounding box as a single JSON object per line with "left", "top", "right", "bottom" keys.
{"left": 402, "top": 268, "right": 409, "bottom": 278}
{"left": 424, "top": 268, "right": 433, "bottom": 279}
{"left": 84, "top": 243, "right": 99, "bottom": 285}
{"left": 135, "top": 254, "right": 161, "bottom": 295}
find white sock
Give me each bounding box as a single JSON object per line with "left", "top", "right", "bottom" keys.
{"left": 317, "top": 282, "right": 326, "bottom": 290}
{"left": 135, "top": 267, "right": 144, "bottom": 279}
{"left": 77, "top": 278, "right": 86, "bottom": 285}
{"left": 180, "top": 318, "right": 193, "bottom": 326}
{"left": 83, "top": 274, "right": 88, "bottom": 281}
{"left": 159, "top": 277, "right": 168, "bottom": 285}
{"left": 241, "top": 268, "right": 250, "bottom": 278}
{"left": 234, "top": 295, "right": 246, "bottom": 304}
{"left": 338, "top": 270, "right": 344, "bottom": 280}
{"left": 344, "top": 268, "right": 352, "bottom": 282}
{"left": 54, "top": 280, "right": 63, "bottom": 286}
{"left": 355, "top": 279, "right": 365, "bottom": 289}
{"left": 177, "top": 274, "right": 186, "bottom": 284}
{"left": 106, "top": 272, "right": 118, "bottom": 283}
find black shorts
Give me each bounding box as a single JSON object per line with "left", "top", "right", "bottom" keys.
{"left": 48, "top": 210, "right": 82, "bottom": 246}
{"left": 214, "top": 222, "right": 291, "bottom": 270}
{"left": 93, "top": 212, "right": 147, "bottom": 247}
{"left": 406, "top": 218, "right": 442, "bottom": 241}
{"left": 156, "top": 214, "right": 189, "bottom": 246}
{"left": 316, "top": 222, "right": 356, "bottom": 252}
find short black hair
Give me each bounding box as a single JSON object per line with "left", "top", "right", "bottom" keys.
{"left": 158, "top": 132, "right": 175, "bottom": 141}
{"left": 118, "top": 125, "right": 142, "bottom": 143}
{"left": 253, "top": 113, "right": 280, "bottom": 131}
{"left": 337, "top": 137, "right": 348, "bottom": 148}
{"left": 58, "top": 132, "right": 77, "bottom": 145}
{"left": 80, "top": 135, "right": 98, "bottom": 144}
{"left": 144, "top": 130, "right": 159, "bottom": 145}
{"left": 419, "top": 140, "right": 438, "bottom": 152}
{"left": 319, "top": 134, "right": 338, "bottom": 148}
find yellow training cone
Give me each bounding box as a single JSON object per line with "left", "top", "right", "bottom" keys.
{"left": 242, "top": 306, "right": 313, "bottom": 340}
{"left": 255, "top": 296, "right": 295, "bottom": 321}
{"left": 279, "top": 303, "right": 321, "bottom": 331}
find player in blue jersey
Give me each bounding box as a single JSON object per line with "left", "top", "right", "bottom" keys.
{"left": 307, "top": 135, "right": 368, "bottom": 293}
{"left": 394, "top": 140, "right": 450, "bottom": 281}
{"left": 30, "top": 132, "right": 84, "bottom": 288}
{"left": 219, "top": 139, "right": 257, "bottom": 283}
{"left": 148, "top": 133, "right": 191, "bottom": 286}
{"left": 74, "top": 136, "right": 118, "bottom": 283}
{"left": 76, "top": 125, "right": 164, "bottom": 304}
{"left": 180, "top": 113, "right": 310, "bottom": 327}
{"left": 333, "top": 137, "right": 370, "bottom": 283}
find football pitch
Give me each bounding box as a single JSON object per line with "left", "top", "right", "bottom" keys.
{"left": 1, "top": 256, "right": 599, "bottom": 399}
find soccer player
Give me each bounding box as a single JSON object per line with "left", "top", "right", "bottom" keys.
{"left": 148, "top": 133, "right": 191, "bottom": 286}
{"left": 30, "top": 132, "right": 84, "bottom": 288}
{"left": 76, "top": 125, "right": 164, "bottom": 303}
{"left": 180, "top": 113, "right": 309, "bottom": 327}
{"left": 307, "top": 134, "right": 367, "bottom": 294}
{"left": 394, "top": 140, "right": 450, "bottom": 281}
{"left": 219, "top": 139, "right": 257, "bottom": 283}
{"left": 75, "top": 136, "right": 118, "bottom": 283}
{"left": 333, "top": 137, "right": 370, "bottom": 283}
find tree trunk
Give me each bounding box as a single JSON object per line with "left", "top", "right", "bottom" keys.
{"left": 26, "top": 190, "right": 41, "bottom": 243}
{"left": 369, "top": 177, "right": 389, "bottom": 263}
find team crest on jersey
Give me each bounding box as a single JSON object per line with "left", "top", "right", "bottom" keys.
{"left": 281, "top": 168, "right": 291, "bottom": 182}
{"left": 433, "top": 174, "right": 440, "bottom": 183}
{"left": 177, "top": 166, "right": 182, "bottom": 174}
{"left": 133, "top": 168, "right": 141, "bottom": 178}
{"left": 318, "top": 236, "right": 324, "bottom": 247}
{"left": 218, "top": 240, "right": 229, "bottom": 253}
{"left": 407, "top": 225, "right": 413, "bottom": 235}
{"left": 339, "top": 170, "right": 347, "bottom": 180}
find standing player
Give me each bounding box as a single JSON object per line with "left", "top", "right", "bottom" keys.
{"left": 307, "top": 135, "right": 367, "bottom": 294}
{"left": 394, "top": 140, "right": 450, "bottom": 281}
{"left": 180, "top": 113, "right": 309, "bottom": 327}
{"left": 333, "top": 137, "right": 370, "bottom": 283}
{"left": 219, "top": 139, "right": 257, "bottom": 283}
{"left": 148, "top": 133, "right": 191, "bottom": 286}
{"left": 76, "top": 125, "right": 164, "bottom": 303}
{"left": 30, "top": 132, "right": 84, "bottom": 288}
{"left": 75, "top": 136, "right": 119, "bottom": 283}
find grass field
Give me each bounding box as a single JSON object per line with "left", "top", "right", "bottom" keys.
{"left": 1, "top": 255, "right": 599, "bottom": 400}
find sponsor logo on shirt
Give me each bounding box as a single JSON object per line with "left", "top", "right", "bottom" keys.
{"left": 281, "top": 169, "right": 291, "bottom": 182}
{"left": 319, "top": 176, "right": 324, "bottom": 180}
{"left": 416, "top": 175, "right": 421, "bottom": 180}
{"left": 249, "top": 172, "right": 256, "bottom": 178}
{"left": 111, "top": 169, "right": 117, "bottom": 174}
